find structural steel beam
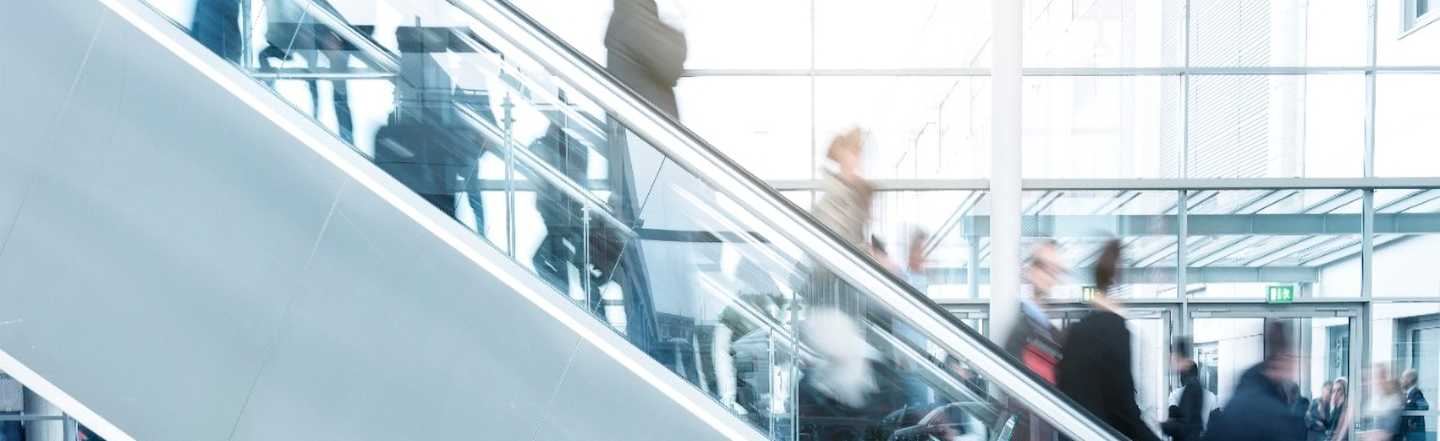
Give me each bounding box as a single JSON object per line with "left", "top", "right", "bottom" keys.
{"left": 949, "top": 213, "right": 1440, "bottom": 237}
{"left": 926, "top": 265, "right": 1320, "bottom": 284}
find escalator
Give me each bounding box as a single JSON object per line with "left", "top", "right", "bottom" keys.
{"left": 0, "top": 1, "right": 1125, "bottom": 440}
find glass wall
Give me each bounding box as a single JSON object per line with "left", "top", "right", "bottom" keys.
{"left": 504, "top": 0, "right": 1440, "bottom": 437}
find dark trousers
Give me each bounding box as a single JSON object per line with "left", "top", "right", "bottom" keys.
{"left": 190, "top": 0, "right": 241, "bottom": 62}
{"left": 258, "top": 46, "right": 354, "bottom": 143}
{"left": 0, "top": 411, "right": 22, "bottom": 441}
{"left": 532, "top": 227, "right": 607, "bottom": 317}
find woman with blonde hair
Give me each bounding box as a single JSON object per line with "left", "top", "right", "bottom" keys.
{"left": 808, "top": 127, "right": 874, "bottom": 318}
{"left": 799, "top": 128, "right": 880, "bottom": 419}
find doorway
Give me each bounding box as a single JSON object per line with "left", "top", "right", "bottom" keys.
{"left": 1188, "top": 303, "right": 1363, "bottom": 408}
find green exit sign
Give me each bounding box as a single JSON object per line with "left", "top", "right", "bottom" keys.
{"left": 1267, "top": 285, "right": 1295, "bottom": 303}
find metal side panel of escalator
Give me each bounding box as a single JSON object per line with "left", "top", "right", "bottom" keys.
{"left": 0, "top": 1, "right": 762, "bottom": 440}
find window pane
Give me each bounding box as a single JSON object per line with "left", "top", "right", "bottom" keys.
{"left": 676, "top": 77, "right": 812, "bottom": 179}
{"left": 1187, "top": 74, "right": 1364, "bottom": 178}
{"left": 1024, "top": 0, "right": 1186, "bottom": 67}
{"left": 814, "top": 77, "right": 992, "bottom": 179}
{"left": 1021, "top": 190, "right": 1180, "bottom": 299}
{"left": 1022, "top": 76, "right": 1183, "bottom": 178}
{"left": 873, "top": 191, "right": 990, "bottom": 300}
{"left": 1373, "top": 190, "right": 1440, "bottom": 298}
{"left": 678, "top": 0, "right": 813, "bottom": 69}
{"left": 907, "top": 192, "right": 991, "bottom": 301}
{"left": 1375, "top": 74, "right": 1440, "bottom": 177}
{"left": 815, "top": 0, "right": 992, "bottom": 69}
{"left": 1380, "top": 0, "right": 1440, "bottom": 65}
{"left": 1185, "top": 189, "right": 1362, "bottom": 298}
{"left": 1189, "top": 0, "right": 1368, "bottom": 67}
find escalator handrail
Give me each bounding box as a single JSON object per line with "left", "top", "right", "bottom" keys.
{"left": 451, "top": 104, "right": 633, "bottom": 236}
{"left": 443, "top": 1, "right": 1126, "bottom": 440}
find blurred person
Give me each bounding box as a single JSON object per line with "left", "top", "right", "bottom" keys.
{"left": 258, "top": 0, "right": 355, "bottom": 142}
{"left": 604, "top": 0, "right": 686, "bottom": 118}
{"left": 869, "top": 236, "right": 898, "bottom": 273}
{"left": 1202, "top": 321, "right": 1307, "bottom": 441}
{"left": 1056, "top": 240, "right": 1160, "bottom": 441}
{"left": 191, "top": 0, "right": 241, "bottom": 62}
{"left": 1003, "top": 240, "right": 1065, "bottom": 441}
{"left": 0, "top": 373, "right": 19, "bottom": 441}
{"left": 807, "top": 128, "right": 873, "bottom": 320}
{"left": 531, "top": 91, "right": 595, "bottom": 309}
{"left": 1163, "top": 337, "right": 1212, "bottom": 441}
{"left": 1308, "top": 380, "right": 1336, "bottom": 441}
{"left": 800, "top": 308, "right": 878, "bottom": 409}
{"left": 1359, "top": 366, "right": 1404, "bottom": 441}
{"left": 373, "top": 27, "right": 485, "bottom": 226}
{"left": 1331, "top": 378, "right": 1354, "bottom": 441}
{"left": 1400, "top": 369, "right": 1428, "bottom": 441}
{"left": 712, "top": 259, "right": 792, "bottom": 428}
{"left": 794, "top": 128, "right": 877, "bottom": 426}
{"left": 893, "top": 229, "right": 935, "bottom": 409}
{"left": 901, "top": 229, "right": 931, "bottom": 292}
{"left": 597, "top": 0, "right": 686, "bottom": 367}
{"left": 1292, "top": 382, "right": 1314, "bottom": 420}
{"left": 888, "top": 356, "right": 988, "bottom": 441}
{"left": 1005, "top": 240, "right": 1063, "bottom": 383}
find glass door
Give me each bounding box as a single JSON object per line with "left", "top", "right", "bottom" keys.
{"left": 1398, "top": 314, "right": 1439, "bottom": 441}
{"left": 1049, "top": 303, "right": 1178, "bottom": 432}
{"left": 1188, "top": 304, "right": 1363, "bottom": 422}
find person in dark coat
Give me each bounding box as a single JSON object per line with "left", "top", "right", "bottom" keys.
{"left": 191, "top": 0, "right": 241, "bottom": 62}
{"left": 1003, "top": 240, "right": 1064, "bottom": 441}
{"left": 1401, "top": 369, "right": 1429, "bottom": 441}
{"left": 1163, "top": 358, "right": 1206, "bottom": 441}
{"left": 1055, "top": 240, "right": 1160, "bottom": 441}
{"left": 1307, "top": 380, "right": 1335, "bottom": 441}
{"left": 372, "top": 27, "right": 485, "bottom": 225}
{"left": 604, "top": 0, "right": 686, "bottom": 118}
{"left": 1202, "top": 321, "right": 1307, "bottom": 441}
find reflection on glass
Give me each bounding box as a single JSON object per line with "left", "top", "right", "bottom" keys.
{"left": 1185, "top": 189, "right": 1361, "bottom": 298}
{"left": 135, "top": 1, "right": 1113, "bottom": 439}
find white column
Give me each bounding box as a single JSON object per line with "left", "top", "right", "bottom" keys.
{"left": 23, "top": 389, "right": 62, "bottom": 441}
{"left": 988, "top": 0, "right": 1023, "bottom": 346}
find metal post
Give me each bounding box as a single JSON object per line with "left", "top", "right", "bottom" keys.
{"left": 988, "top": 0, "right": 1023, "bottom": 346}
{"left": 1181, "top": 0, "right": 1192, "bottom": 178}
{"left": 1365, "top": 0, "right": 1378, "bottom": 179}
{"left": 767, "top": 329, "right": 777, "bottom": 440}
{"left": 239, "top": 0, "right": 252, "bottom": 70}
{"left": 1178, "top": 190, "right": 1191, "bottom": 338}
{"left": 581, "top": 206, "right": 593, "bottom": 312}
{"left": 63, "top": 416, "right": 77, "bottom": 441}
{"left": 968, "top": 236, "right": 982, "bottom": 299}
{"left": 502, "top": 92, "right": 517, "bottom": 257}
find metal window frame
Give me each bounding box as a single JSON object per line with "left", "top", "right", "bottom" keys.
{"left": 447, "top": 0, "right": 1127, "bottom": 439}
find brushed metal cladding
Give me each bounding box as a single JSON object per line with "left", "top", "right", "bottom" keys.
{"left": 0, "top": 1, "right": 750, "bottom": 440}
{"left": 225, "top": 183, "right": 580, "bottom": 441}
